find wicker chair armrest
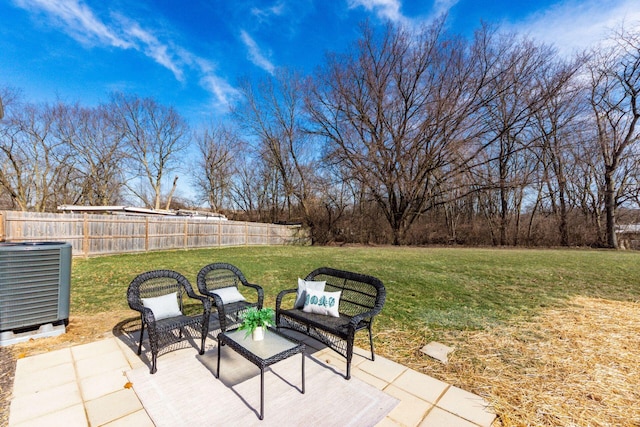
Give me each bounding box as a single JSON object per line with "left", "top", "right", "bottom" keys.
{"left": 184, "top": 285, "right": 205, "bottom": 302}
{"left": 184, "top": 289, "right": 212, "bottom": 314}
{"left": 127, "top": 297, "right": 160, "bottom": 322}
{"left": 350, "top": 286, "right": 386, "bottom": 328}
{"left": 141, "top": 306, "right": 158, "bottom": 328}
{"left": 276, "top": 288, "right": 297, "bottom": 311}
{"left": 348, "top": 308, "right": 379, "bottom": 330}
{"left": 199, "top": 290, "right": 229, "bottom": 331}
{"left": 200, "top": 289, "right": 224, "bottom": 308}
{"left": 128, "top": 299, "right": 145, "bottom": 314}
{"left": 243, "top": 282, "right": 265, "bottom": 308}
{"left": 199, "top": 295, "right": 213, "bottom": 313}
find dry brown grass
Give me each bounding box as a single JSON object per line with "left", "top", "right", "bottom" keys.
{"left": 0, "top": 347, "right": 13, "bottom": 427}
{"left": 376, "top": 297, "right": 640, "bottom": 427}
{"left": 3, "top": 300, "right": 640, "bottom": 427}
{"left": 9, "top": 311, "right": 132, "bottom": 357}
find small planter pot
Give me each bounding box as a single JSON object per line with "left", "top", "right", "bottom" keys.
{"left": 252, "top": 326, "right": 264, "bottom": 341}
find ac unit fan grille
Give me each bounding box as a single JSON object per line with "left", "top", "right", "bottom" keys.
{"left": 0, "top": 249, "right": 62, "bottom": 330}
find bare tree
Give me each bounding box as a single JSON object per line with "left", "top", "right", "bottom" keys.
{"left": 234, "top": 68, "right": 319, "bottom": 225}
{"left": 0, "top": 92, "right": 77, "bottom": 211}
{"left": 571, "top": 141, "right": 607, "bottom": 244}
{"left": 230, "top": 155, "right": 279, "bottom": 221}
{"left": 528, "top": 54, "right": 588, "bottom": 245}
{"left": 0, "top": 87, "right": 22, "bottom": 209}
{"left": 192, "top": 123, "right": 240, "bottom": 211}
{"left": 111, "top": 92, "right": 189, "bottom": 209}
{"left": 86, "top": 105, "right": 128, "bottom": 205}
{"left": 52, "top": 103, "right": 128, "bottom": 206}
{"left": 587, "top": 27, "right": 640, "bottom": 248}
{"left": 307, "top": 19, "right": 493, "bottom": 244}
{"left": 473, "top": 33, "right": 564, "bottom": 245}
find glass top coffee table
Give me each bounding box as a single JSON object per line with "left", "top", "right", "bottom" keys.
{"left": 216, "top": 327, "right": 305, "bottom": 420}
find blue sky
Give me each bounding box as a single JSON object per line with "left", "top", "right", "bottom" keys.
{"left": 2, "top": 0, "right": 639, "bottom": 128}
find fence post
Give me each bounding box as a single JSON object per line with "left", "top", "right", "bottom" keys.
{"left": 82, "top": 214, "right": 89, "bottom": 257}
{"left": 184, "top": 218, "right": 188, "bottom": 248}
{"left": 145, "top": 217, "right": 149, "bottom": 252}
{"left": 266, "top": 223, "right": 270, "bottom": 245}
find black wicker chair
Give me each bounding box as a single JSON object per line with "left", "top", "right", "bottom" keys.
{"left": 276, "top": 267, "right": 386, "bottom": 379}
{"left": 197, "top": 263, "right": 264, "bottom": 333}
{"left": 127, "top": 270, "right": 211, "bottom": 374}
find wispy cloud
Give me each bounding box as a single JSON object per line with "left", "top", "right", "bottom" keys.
{"left": 179, "top": 52, "right": 241, "bottom": 109}
{"left": 251, "top": 1, "right": 285, "bottom": 22}
{"left": 12, "top": 0, "right": 238, "bottom": 109}
{"left": 505, "top": 0, "right": 640, "bottom": 56}
{"left": 240, "top": 30, "right": 276, "bottom": 75}
{"left": 432, "top": 0, "right": 459, "bottom": 17}
{"left": 348, "top": 0, "right": 405, "bottom": 24}
{"left": 200, "top": 74, "right": 241, "bottom": 109}
{"left": 13, "top": 0, "right": 130, "bottom": 48}
{"left": 347, "top": 0, "right": 460, "bottom": 28}
{"left": 115, "top": 15, "right": 184, "bottom": 82}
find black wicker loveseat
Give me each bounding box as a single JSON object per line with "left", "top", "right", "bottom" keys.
{"left": 276, "top": 267, "right": 386, "bottom": 379}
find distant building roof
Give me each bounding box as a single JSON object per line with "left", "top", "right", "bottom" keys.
{"left": 616, "top": 224, "right": 640, "bottom": 233}
{"left": 57, "top": 205, "right": 227, "bottom": 220}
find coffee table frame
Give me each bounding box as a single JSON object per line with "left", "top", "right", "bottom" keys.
{"left": 216, "top": 327, "right": 305, "bottom": 420}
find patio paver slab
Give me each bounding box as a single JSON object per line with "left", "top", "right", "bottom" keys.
{"left": 352, "top": 365, "right": 391, "bottom": 390}
{"left": 384, "top": 384, "right": 434, "bottom": 426}
{"left": 376, "top": 417, "right": 404, "bottom": 427}
{"left": 437, "top": 385, "right": 496, "bottom": 427}
{"left": 9, "top": 381, "right": 82, "bottom": 425}
{"left": 9, "top": 404, "right": 87, "bottom": 427}
{"left": 13, "top": 347, "right": 72, "bottom": 373}
{"left": 12, "top": 362, "right": 76, "bottom": 396}
{"left": 102, "top": 409, "right": 154, "bottom": 427}
{"left": 420, "top": 407, "right": 481, "bottom": 427}
{"left": 79, "top": 368, "right": 131, "bottom": 401}
{"left": 392, "top": 368, "right": 450, "bottom": 404}
{"left": 75, "top": 349, "right": 130, "bottom": 379}
{"left": 358, "top": 354, "right": 408, "bottom": 383}
{"left": 71, "top": 338, "right": 122, "bottom": 361}
{"left": 84, "top": 388, "right": 142, "bottom": 427}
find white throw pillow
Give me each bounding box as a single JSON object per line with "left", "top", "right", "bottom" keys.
{"left": 142, "top": 292, "right": 182, "bottom": 320}
{"left": 295, "top": 278, "right": 326, "bottom": 309}
{"left": 302, "top": 288, "right": 341, "bottom": 317}
{"left": 212, "top": 286, "right": 246, "bottom": 304}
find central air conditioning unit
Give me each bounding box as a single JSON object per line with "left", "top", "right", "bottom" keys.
{"left": 0, "top": 242, "right": 72, "bottom": 345}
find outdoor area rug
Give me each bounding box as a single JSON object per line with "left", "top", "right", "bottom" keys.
{"left": 126, "top": 345, "right": 398, "bottom": 426}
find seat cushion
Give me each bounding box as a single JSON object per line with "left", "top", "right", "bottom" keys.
{"left": 280, "top": 308, "right": 353, "bottom": 338}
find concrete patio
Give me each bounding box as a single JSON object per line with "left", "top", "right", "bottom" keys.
{"left": 8, "top": 331, "right": 496, "bottom": 427}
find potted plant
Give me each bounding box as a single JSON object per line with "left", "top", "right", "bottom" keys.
{"left": 238, "top": 307, "right": 275, "bottom": 341}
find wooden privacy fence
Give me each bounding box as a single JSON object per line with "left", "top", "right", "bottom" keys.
{"left": 0, "top": 211, "right": 307, "bottom": 257}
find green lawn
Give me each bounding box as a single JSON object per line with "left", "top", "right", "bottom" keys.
{"left": 72, "top": 245, "right": 640, "bottom": 340}
{"left": 69, "top": 245, "right": 640, "bottom": 426}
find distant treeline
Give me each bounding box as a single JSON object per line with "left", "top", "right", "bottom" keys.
{"left": 1, "top": 17, "right": 639, "bottom": 248}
